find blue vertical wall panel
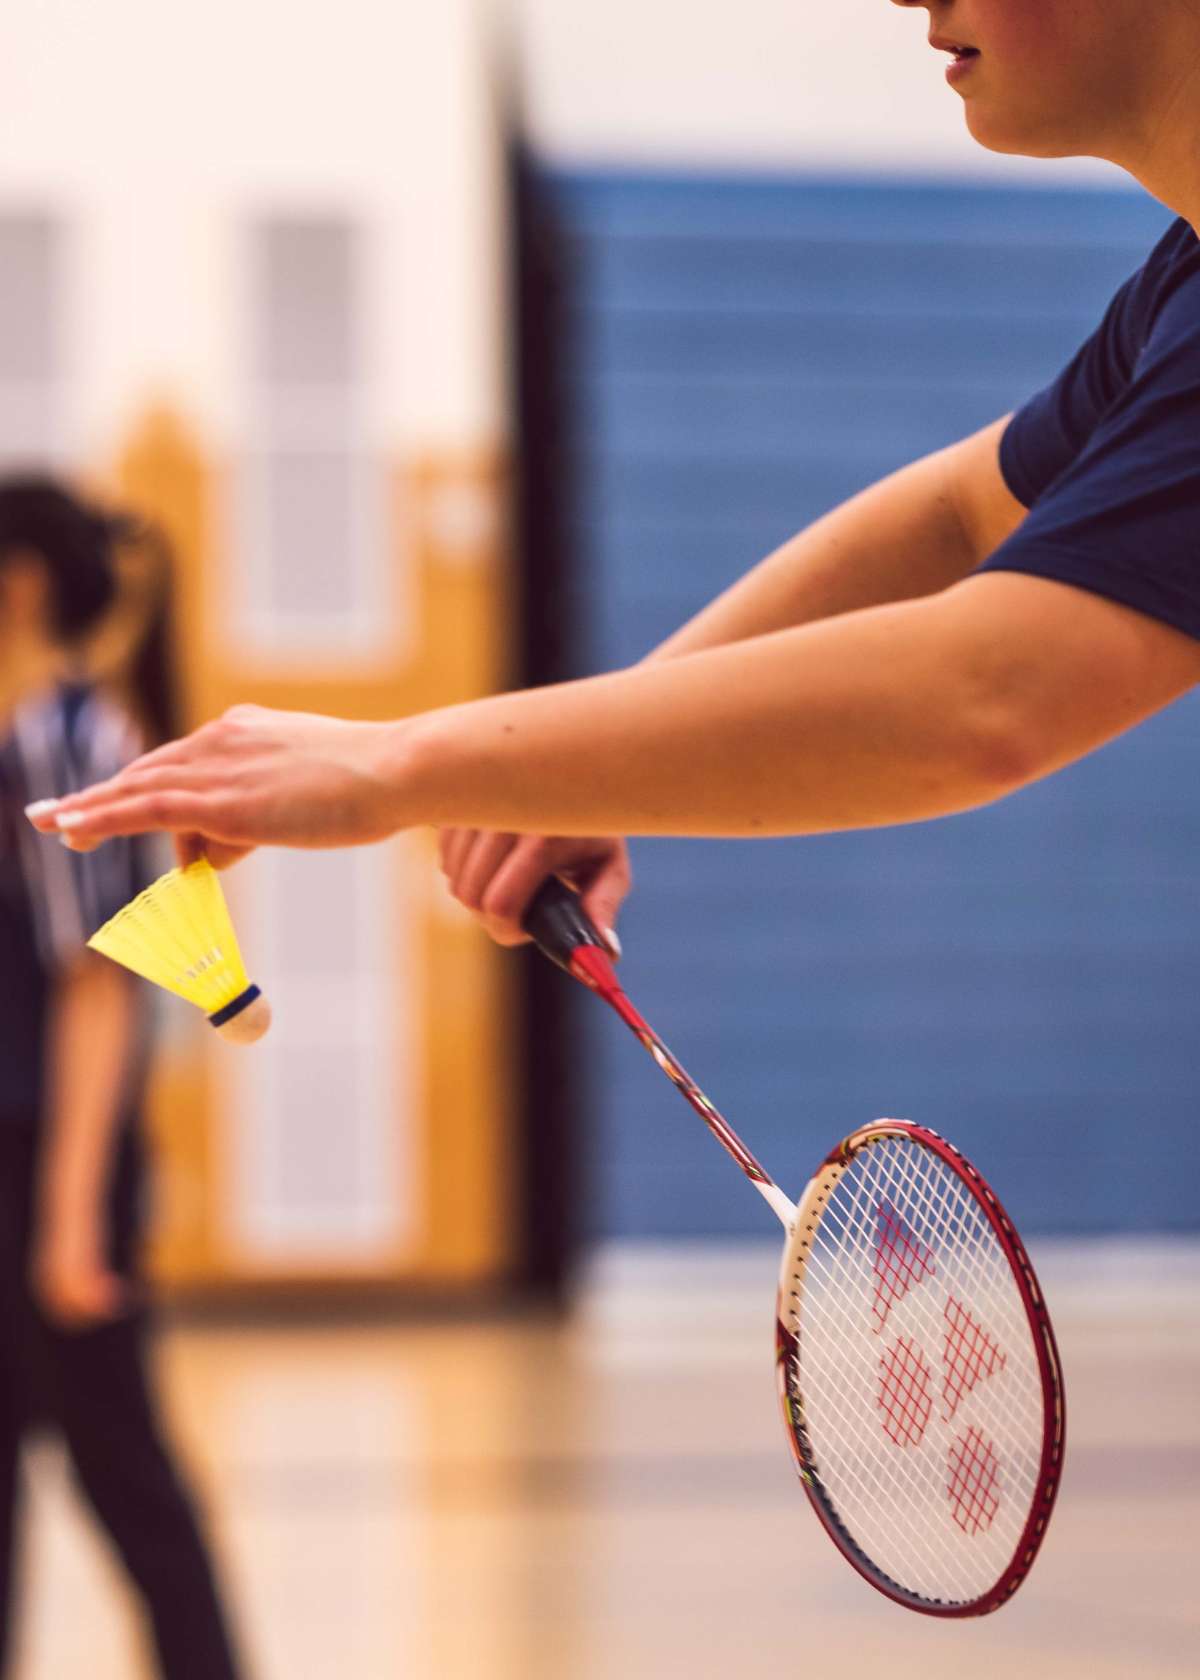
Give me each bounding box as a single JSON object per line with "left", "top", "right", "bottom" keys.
{"left": 532, "top": 167, "right": 1190, "bottom": 1238}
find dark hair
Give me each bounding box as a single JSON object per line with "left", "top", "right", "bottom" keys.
{"left": 0, "top": 474, "right": 183, "bottom": 746}
{"left": 0, "top": 475, "right": 118, "bottom": 640}
{"left": 122, "top": 520, "right": 184, "bottom": 748}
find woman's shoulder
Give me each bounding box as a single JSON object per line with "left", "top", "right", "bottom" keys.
{"left": 1138, "top": 216, "right": 1200, "bottom": 325}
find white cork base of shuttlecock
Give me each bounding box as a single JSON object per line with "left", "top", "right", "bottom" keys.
{"left": 211, "top": 993, "right": 273, "bottom": 1044}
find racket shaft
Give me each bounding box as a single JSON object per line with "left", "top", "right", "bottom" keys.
{"left": 577, "top": 948, "right": 794, "bottom": 1223}
{"left": 522, "top": 877, "right": 793, "bottom": 1223}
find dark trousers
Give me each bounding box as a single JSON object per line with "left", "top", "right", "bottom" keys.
{"left": 0, "top": 1122, "right": 243, "bottom": 1680}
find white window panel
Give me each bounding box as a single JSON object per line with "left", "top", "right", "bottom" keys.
{"left": 255, "top": 220, "right": 358, "bottom": 386}
{"left": 234, "top": 444, "right": 388, "bottom": 656}
{"left": 0, "top": 216, "right": 57, "bottom": 380}
{"left": 235, "top": 214, "right": 395, "bottom": 663}
{"left": 0, "top": 383, "right": 62, "bottom": 469}
{"left": 256, "top": 385, "right": 357, "bottom": 444}
{"left": 0, "top": 215, "right": 63, "bottom": 467}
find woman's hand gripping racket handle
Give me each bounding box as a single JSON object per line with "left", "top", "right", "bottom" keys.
{"left": 523, "top": 879, "right": 797, "bottom": 1227}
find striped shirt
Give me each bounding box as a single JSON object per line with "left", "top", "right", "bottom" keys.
{"left": 0, "top": 684, "right": 150, "bottom": 1125}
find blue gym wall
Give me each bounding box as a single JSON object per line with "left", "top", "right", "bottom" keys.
{"left": 530, "top": 168, "right": 1196, "bottom": 1239}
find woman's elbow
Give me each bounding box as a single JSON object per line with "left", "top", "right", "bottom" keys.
{"left": 956, "top": 677, "right": 1059, "bottom": 808}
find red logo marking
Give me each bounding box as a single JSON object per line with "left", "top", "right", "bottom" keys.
{"left": 878, "top": 1337, "right": 934, "bottom": 1448}
{"left": 947, "top": 1427, "right": 1001, "bottom": 1536}
{"left": 872, "top": 1200, "right": 936, "bottom": 1332}
{"left": 942, "top": 1295, "right": 1007, "bottom": 1420}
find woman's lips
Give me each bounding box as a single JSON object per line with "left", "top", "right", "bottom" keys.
{"left": 945, "top": 48, "right": 980, "bottom": 85}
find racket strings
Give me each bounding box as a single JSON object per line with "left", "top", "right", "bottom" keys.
{"left": 785, "top": 1136, "right": 1046, "bottom": 1605}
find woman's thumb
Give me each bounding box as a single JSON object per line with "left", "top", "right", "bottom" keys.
{"left": 580, "top": 879, "right": 627, "bottom": 961}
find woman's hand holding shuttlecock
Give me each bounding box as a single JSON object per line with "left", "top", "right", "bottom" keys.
{"left": 25, "top": 703, "right": 404, "bottom": 867}
{"left": 23, "top": 695, "right": 634, "bottom": 962}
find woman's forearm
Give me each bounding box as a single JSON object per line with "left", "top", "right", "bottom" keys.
{"left": 646, "top": 418, "right": 1018, "bottom": 663}
{"left": 40, "top": 954, "right": 138, "bottom": 1228}
{"left": 392, "top": 583, "right": 1023, "bottom": 840}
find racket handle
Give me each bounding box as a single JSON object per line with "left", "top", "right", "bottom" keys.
{"left": 522, "top": 877, "right": 610, "bottom": 972}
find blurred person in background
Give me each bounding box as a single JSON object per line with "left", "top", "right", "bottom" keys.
{"left": 25, "top": 2, "right": 1200, "bottom": 957}
{"left": 0, "top": 478, "right": 245, "bottom": 1679}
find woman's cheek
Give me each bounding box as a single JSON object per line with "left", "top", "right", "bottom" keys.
{"left": 982, "top": 0, "right": 1072, "bottom": 69}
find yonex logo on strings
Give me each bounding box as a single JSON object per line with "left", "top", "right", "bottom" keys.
{"left": 873, "top": 1201, "right": 1007, "bottom": 1537}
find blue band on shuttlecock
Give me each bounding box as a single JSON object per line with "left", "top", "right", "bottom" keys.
{"left": 208, "top": 984, "right": 261, "bottom": 1030}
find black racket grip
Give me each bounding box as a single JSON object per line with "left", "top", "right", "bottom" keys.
{"left": 522, "top": 877, "right": 610, "bottom": 973}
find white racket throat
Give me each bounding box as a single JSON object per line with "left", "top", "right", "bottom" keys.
{"left": 755, "top": 1178, "right": 798, "bottom": 1227}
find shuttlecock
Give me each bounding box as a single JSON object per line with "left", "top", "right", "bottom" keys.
{"left": 88, "top": 859, "right": 271, "bottom": 1044}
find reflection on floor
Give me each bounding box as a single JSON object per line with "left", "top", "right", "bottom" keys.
{"left": 13, "top": 1241, "right": 1200, "bottom": 1680}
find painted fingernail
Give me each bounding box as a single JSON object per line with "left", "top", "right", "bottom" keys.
{"left": 24, "top": 799, "right": 60, "bottom": 820}
{"left": 604, "top": 927, "right": 622, "bottom": 959}
{"left": 55, "top": 811, "right": 86, "bottom": 830}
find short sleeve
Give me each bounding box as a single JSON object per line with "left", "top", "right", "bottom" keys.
{"left": 998, "top": 266, "right": 1146, "bottom": 511}
{"left": 11, "top": 688, "right": 150, "bottom": 973}
{"left": 980, "top": 221, "right": 1200, "bottom": 643}
{"left": 65, "top": 690, "right": 153, "bottom": 935}
{"left": 996, "top": 217, "right": 1193, "bottom": 512}
{"left": 980, "top": 315, "right": 1200, "bottom": 641}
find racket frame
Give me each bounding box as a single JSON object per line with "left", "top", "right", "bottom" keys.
{"left": 775, "top": 1119, "right": 1066, "bottom": 1617}
{"left": 522, "top": 880, "right": 1066, "bottom": 1617}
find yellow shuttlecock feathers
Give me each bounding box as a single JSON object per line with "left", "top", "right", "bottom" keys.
{"left": 88, "top": 859, "right": 271, "bottom": 1044}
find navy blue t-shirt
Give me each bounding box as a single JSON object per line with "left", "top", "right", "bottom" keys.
{"left": 979, "top": 215, "right": 1200, "bottom": 638}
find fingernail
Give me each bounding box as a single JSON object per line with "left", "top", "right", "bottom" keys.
{"left": 55, "top": 811, "right": 86, "bottom": 830}
{"left": 24, "top": 799, "right": 59, "bottom": 820}
{"left": 604, "top": 927, "right": 622, "bottom": 959}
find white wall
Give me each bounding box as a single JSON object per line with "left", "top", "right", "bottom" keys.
{"left": 0, "top": 0, "right": 1137, "bottom": 464}
{"left": 508, "top": 0, "right": 1124, "bottom": 183}
{"left": 0, "top": 0, "right": 507, "bottom": 460}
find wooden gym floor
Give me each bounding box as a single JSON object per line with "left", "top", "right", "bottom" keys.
{"left": 11, "top": 1240, "right": 1199, "bottom": 1680}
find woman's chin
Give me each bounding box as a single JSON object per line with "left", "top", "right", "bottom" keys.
{"left": 964, "top": 106, "right": 1076, "bottom": 160}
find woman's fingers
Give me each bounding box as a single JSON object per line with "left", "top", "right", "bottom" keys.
{"left": 47, "top": 763, "right": 231, "bottom": 848}
{"left": 31, "top": 1243, "right": 132, "bottom": 1328}
{"left": 478, "top": 838, "right": 566, "bottom": 943}
{"left": 26, "top": 766, "right": 189, "bottom": 836}
{"left": 441, "top": 830, "right": 533, "bottom": 947}
{"left": 437, "top": 827, "right": 529, "bottom": 943}
{"left": 455, "top": 832, "right": 520, "bottom": 912}
{"left": 577, "top": 854, "right": 632, "bottom": 956}
{"left": 25, "top": 727, "right": 217, "bottom": 834}
{"left": 24, "top": 779, "right": 122, "bottom": 832}
{"left": 37, "top": 1268, "right": 129, "bottom": 1328}
{"left": 57, "top": 790, "right": 235, "bottom": 850}
{"left": 439, "top": 827, "right": 479, "bottom": 883}
{"left": 436, "top": 830, "right": 632, "bottom": 953}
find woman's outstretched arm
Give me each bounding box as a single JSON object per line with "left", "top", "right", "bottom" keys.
{"left": 26, "top": 569, "right": 1200, "bottom": 856}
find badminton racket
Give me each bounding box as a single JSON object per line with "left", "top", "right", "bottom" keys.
{"left": 523, "top": 878, "right": 1065, "bottom": 1618}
